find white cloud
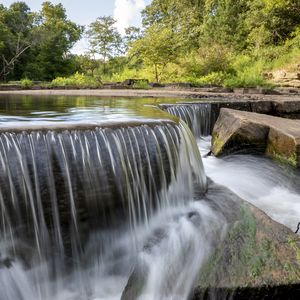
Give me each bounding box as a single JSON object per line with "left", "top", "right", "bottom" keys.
{"left": 113, "top": 0, "right": 146, "bottom": 35}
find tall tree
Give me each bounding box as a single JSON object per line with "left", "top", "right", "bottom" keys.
{"left": 245, "top": 0, "right": 300, "bottom": 48}
{"left": 24, "top": 1, "right": 83, "bottom": 80}
{"left": 142, "top": 0, "right": 205, "bottom": 51}
{"left": 200, "top": 0, "right": 249, "bottom": 50}
{"left": 0, "top": 2, "right": 37, "bottom": 80}
{"left": 130, "top": 23, "right": 179, "bottom": 82}
{"left": 86, "top": 16, "right": 122, "bottom": 73}
{"left": 124, "top": 26, "right": 142, "bottom": 52}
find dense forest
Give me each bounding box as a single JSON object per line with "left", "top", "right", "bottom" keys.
{"left": 1, "top": 0, "right": 300, "bottom": 87}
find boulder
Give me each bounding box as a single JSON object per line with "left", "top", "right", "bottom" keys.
{"left": 121, "top": 180, "right": 300, "bottom": 299}
{"left": 212, "top": 108, "right": 300, "bottom": 167}
{"left": 193, "top": 198, "right": 300, "bottom": 299}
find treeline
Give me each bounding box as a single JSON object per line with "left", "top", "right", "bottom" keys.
{"left": 122, "top": 0, "right": 300, "bottom": 86}
{"left": 1, "top": 0, "right": 300, "bottom": 87}
{"left": 0, "top": 1, "right": 83, "bottom": 81}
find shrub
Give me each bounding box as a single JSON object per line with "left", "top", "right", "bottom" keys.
{"left": 51, "top": 72, "right": 102, "bottom": 88}
{"left": 196, "top": 72, "right": 228, "bottom": 86}
{"left": 111, "top": 67, "right": 152, "bottom": 82}
{"left": 182, "top": 45, "right": 233, "bottom": 77}
{"left": 132, "top": 80, "right": 151, "bottom": 89}
{"left": 20, "top": 78, "right": 33, "bottom": 89}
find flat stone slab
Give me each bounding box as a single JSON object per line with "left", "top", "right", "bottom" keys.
{"left": 212, "top": 108, "right": 300, "bottom": 167}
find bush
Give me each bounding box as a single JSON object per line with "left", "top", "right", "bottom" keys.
{"left": 111, "top": 67, "right": 152, "bottom": 82}
{"left": 223, "top": 54, "right": 272, "bottom": 88}
{"left": 51, "top": 72, "right": 102, "bottom": 88}
{"left": 132, "top": 80, "right": 151, "bottom": 89}
{"left": 195, "top": 72, "right": 228, "bottom": 86}
{"left": 182, "top": 45, "right": 233, "bottom": 77}
{"left": 20, "top": 78, "right": 33, "bottom": 89}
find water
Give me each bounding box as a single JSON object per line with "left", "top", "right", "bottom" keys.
{"left": 163, "top": 102, "right": 300, "bottom": 233}
{"left": 163, "top": 104, "right": 214, "bottom": 137}
{"left": 199, "top": 137, "right": 300, "bottom": 233}
{"left": 0, "top": 112, "right": 215, "bottom": 300}
{"left": 0, "top": 95, "right": 212, "bottom": 125}
{"left": 0, "top": 95, "right": 299, "bottom": 300}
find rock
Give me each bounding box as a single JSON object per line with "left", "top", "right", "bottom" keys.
{"left": 212, "top": 108, "right": 300, "bottom": 167}
{"left": 121, "top": 180, "right": 300, "bottom": 299}
{"left": 122, "top": 79, "right": 149, "bottom": 86}
{"left": 273, "top": 100, "right": 300, "bottom": 115}
{"left": 149, "top": 82, "right": 165, "bottom": 88}
{"left": 250, "top": 101, "right": 274, "bottom": 114}
{"left": 270, "top": 69, "right": 300, "bottom": 88}
{"left": 191, "top": 182, "right": 300, "bottom": 300}
{"left": 193, "top": 200, "right": 300, "bottom": 299}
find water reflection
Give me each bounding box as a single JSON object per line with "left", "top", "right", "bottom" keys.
{"left": 0, "top": 95, "right": 193, "bottom": 125}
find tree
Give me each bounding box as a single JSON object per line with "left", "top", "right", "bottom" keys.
{"left": 142, "top": 0, "right": 205, "bottom": 51}
{"left": 0, "top": 2, "right": 37, "bottom": 80}
{"left": 0, "top": 1, "right": 83, "bottom": 81}
{"left": 200, "top": 0, "right": 249, "bottom": 50}
{"left": 124, "top": 26, "right": 142, "bottom": 52}
{"left": 245, "top": 0, "right": 300, "bottom": 48}
{"left": 86, "top": 16, "right": 122, "bottom": 73}
{"left": 23, "top": 1, "right": 83, "bottom": 80}
{"left": 130, "top": 24, "right": 179, "bottom": 82}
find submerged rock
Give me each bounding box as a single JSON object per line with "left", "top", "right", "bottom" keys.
{"left": 212, "top": 108, "right": 300, "bottom": 167}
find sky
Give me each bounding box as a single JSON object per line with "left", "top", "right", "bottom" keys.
{"left": 1, "top": 0, "right": 152, "bottom": 54}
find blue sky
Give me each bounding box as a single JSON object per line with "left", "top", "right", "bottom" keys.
{"left": 2, "top": 0, "right": 152, "bottom": 53}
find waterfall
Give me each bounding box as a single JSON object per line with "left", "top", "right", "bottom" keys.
{"left": 162, "top": 104, "right": 214, "bottom": 138}
{"left": 0, "top": 120, "right": 208, "bottom": 300}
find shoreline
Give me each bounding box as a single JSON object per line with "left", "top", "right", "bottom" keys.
{"left": 1, "top": 88, "right": 300, "bottom": 102}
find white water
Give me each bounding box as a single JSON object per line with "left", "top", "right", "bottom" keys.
{"left": 199, "top": 137, "right": 300, "bottom": 233}
{"left": 0, "top": 122, "right": 223, "bottom": 300}
{"left": 1, "top": 99, "right": 300, "bottom": 300}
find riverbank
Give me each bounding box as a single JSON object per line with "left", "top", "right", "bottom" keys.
{"left": 1, "top": 87, "right": 300, "bottom": 102}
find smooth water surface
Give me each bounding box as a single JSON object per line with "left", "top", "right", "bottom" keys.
{"left": 0, "top": 95, "right": 213, "bottom": 126}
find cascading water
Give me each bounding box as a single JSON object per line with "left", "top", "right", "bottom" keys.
{"left": 1, "top": 95, "right": 298, "bottom": 300}
{"left": 162, "top": 104, "right": 214, "bottom": 138}
{"left": 199, "top": 137, "right": 300, "bottom": 233}
{"left": 0, "top": 120, "right": 230, "bottom": 300}
{"left": 164, "top": 102, "right": 300, "bottom": 234}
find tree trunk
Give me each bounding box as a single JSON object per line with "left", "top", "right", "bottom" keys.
{"left": 154, "top": 64, "right": 159, "bottom": 83}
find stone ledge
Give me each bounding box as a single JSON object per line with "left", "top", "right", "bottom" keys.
{"left": 212, "top": 108, "right": 300, "bottom": 167}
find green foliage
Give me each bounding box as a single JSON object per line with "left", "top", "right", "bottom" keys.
{"left": 51, "top": 72, "right": 102, "bottom": 88}
{"left": 194, "top": 72, "right": 229, "bottom": 86}
{"left": 132, "top": 80, "right": 151, "bottom": 89}
{"left": 86, "top": 16, "right": 123, "bottom": 63}
{"left": 245, "top": 0, "right": 300, "bottom": 47}
{"left": 224, "top": 57, "right": 268, "bottom": 88}
{"left": 182, "top": 45, "right": 233, "bottom": 77}
{"left": 2, "top": 0, "right": 300, "bottom": 87}
{"left": 0, "top": 1, "right": 82, "bottom": 81}
{"left": 130, "top": 23, "right": 179, "bottom": 82}
{"left": 20, "top": 78, "right": 33, "bottom": 89}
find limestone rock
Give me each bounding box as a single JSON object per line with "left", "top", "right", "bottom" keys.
{"left": 193, "top": 199, "right": 300, "bottom": 299}
{"left": 212, "top": 108, "right": 300, "bottom": 167}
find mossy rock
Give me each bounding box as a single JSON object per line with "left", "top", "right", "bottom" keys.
{"left": 212, "top": 108, "right": 300, "bottom": 168}
{"left": 193, "top": 202, "right": 300, "bottom": 299}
